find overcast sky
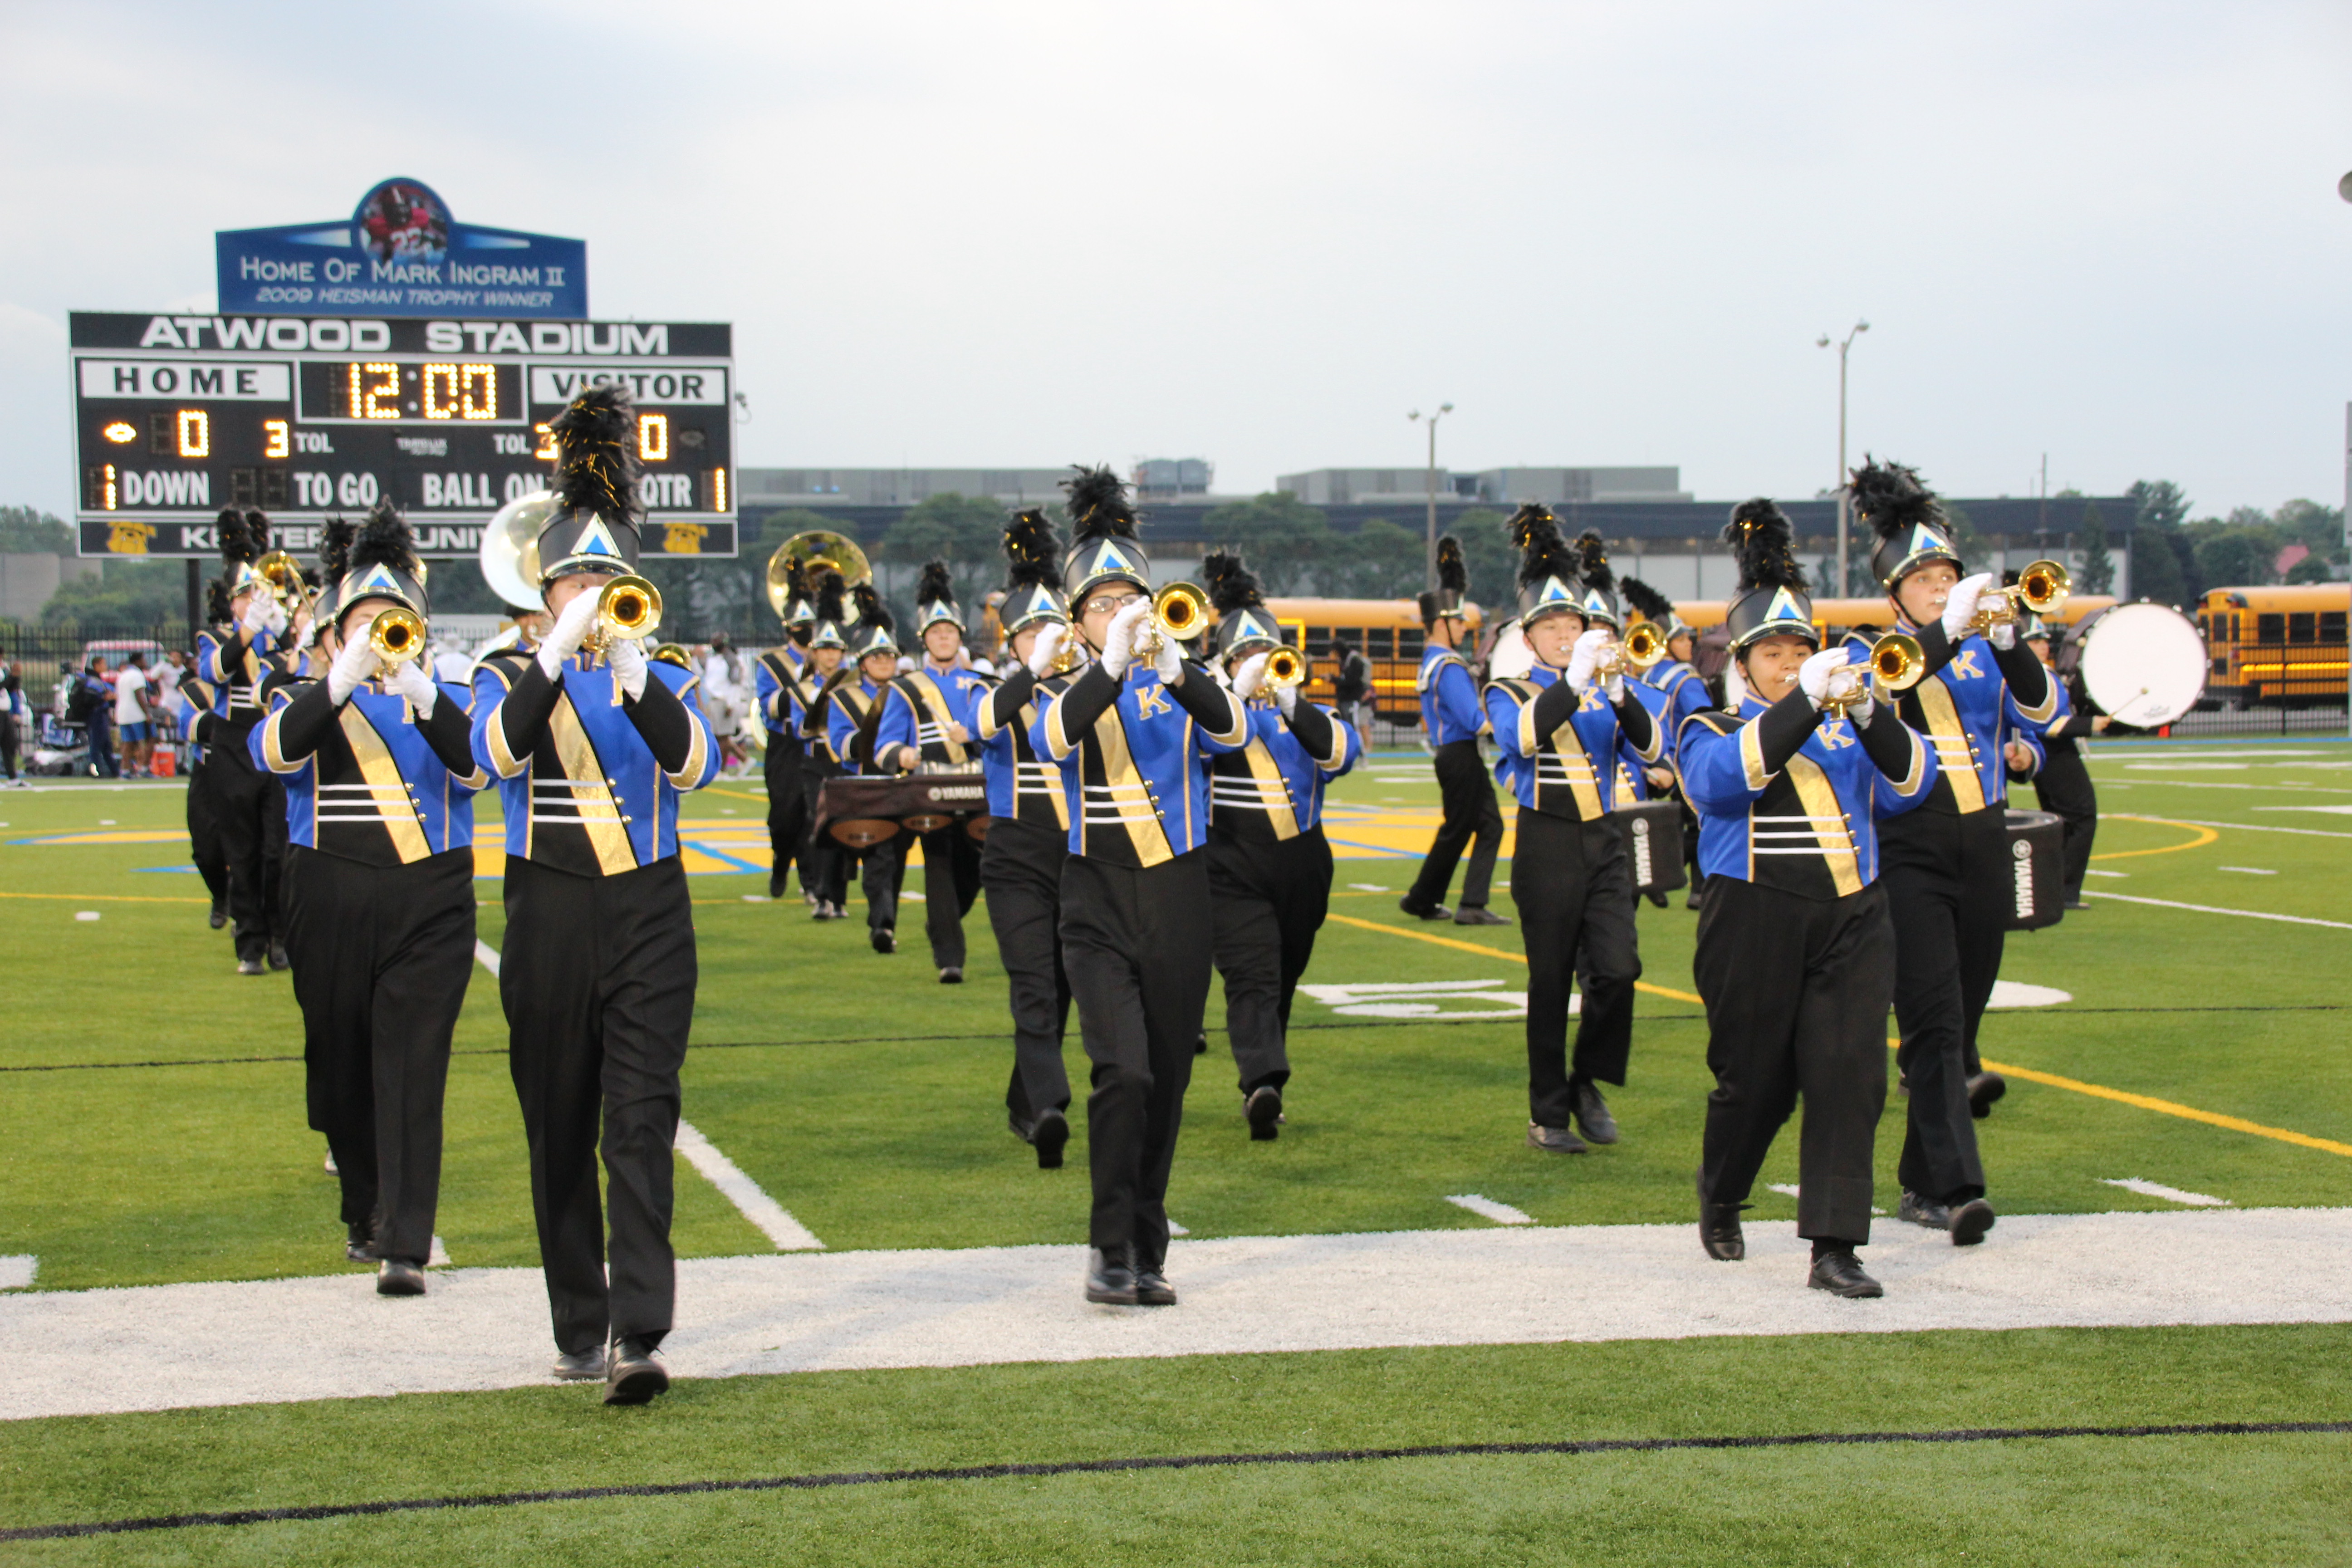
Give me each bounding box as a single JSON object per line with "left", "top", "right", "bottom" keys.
{"left": 3, "top": 0, "right": 2347, "bottom": 521}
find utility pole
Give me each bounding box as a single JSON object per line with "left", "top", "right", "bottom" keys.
{"left": 1817, "top": 322, "right": 1868, "bottom": 593}
{"left": 1410, "top": 403, "right": 1453, "bottom": 590}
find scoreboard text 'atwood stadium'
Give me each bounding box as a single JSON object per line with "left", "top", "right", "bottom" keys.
{"left": 68, "top": 312, "right": 738, "bottom": 561}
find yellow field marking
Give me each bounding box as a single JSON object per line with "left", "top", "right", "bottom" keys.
{"left": 6, "top": 830, "right": 186, "bottom": 846}
{"left": 2089, "top": 817, "right": 2220, "bottom": 861}
{"left": 1323, "top": 911, "right": 1704, "bottom": 1004}
{"left": 0, "top": 891, "right": 208, "bottom": 905}
{"left": 701, "top": 786, "right": 769, "bottom": 804}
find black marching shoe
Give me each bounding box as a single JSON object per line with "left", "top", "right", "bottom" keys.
{"left": 1949, "top": 1197, "right": 1996, "bottom": 1246}
{"left": 552, "top": 1346, "right": 607, "bottom": 1382}
{"left": 938, "top": 966, "right": 963, "bottom": 984}
{"left": 1644, "top": 889, "right": 1669, "bottom": 909}
{"left": 208, "top": 902, "right": 227, "bottom": 930}
{"left": 1245, "top": 1085, "right": 1284, "bottom": 1142}
{"left": 1967, "top": 1071, "right": 2007, "bottom": 1119}
{"left": 1896, "top": 1191, "right": 1952, "bottom": 1230}
{"left": 1085, "top": 1246, "right": 1140, "bottom": 1305}
{"left": 237, "top": 956, "right": 265, "bottom": 976}
{"left": 1194, "top": 1032, "right": 1208, "bottom": 1056}
{"left": 1452, "top": 906, "right": 1509, "bottom": 926}
{"left": 604, "top": 1335, "right": 670, "bottom": 1406}
{"left": 1569, "top": 1078, "right": 1618, "bottom": 1145}
{"left": 870, "top": 926, "right": 896, "bottom": 954}
{"left": 1808, "top": 1250, "right": 1884, "bottom": 1298}
{"left": 344, "top": 1222, "right": 375, "bottom": 1263}
{"left": 1527, "top": 1122, "right": 1588, "bottom": 1154}
{"left": 1399, "top": 896, "right": 1452, "bottom": 921}
{"left": 1700, "top": 1203, "right": 1746, "bottom": 1261}
{"left": 268, "top": 940, "right": 291, "bottom": 972}
{"left": 1030, "top": 1107, "right": 1069, "bottom": 1170}
{"left": 768, "top": 868, "right": 788, "bottom": 899}
{"left": 376, "top": 1259, "right": 426, "bottom": 1297}
{"left": 1134, "top": 1263, "right": 1177, "bottom": 1306}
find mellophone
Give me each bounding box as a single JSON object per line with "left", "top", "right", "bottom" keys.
{"left": 817, "top": 767, "right": 992, "bottom": 848}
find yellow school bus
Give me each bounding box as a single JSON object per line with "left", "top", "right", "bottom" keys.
{"left": 2196, "top": 584, "right": 2349, "bottom": 706}
{"left": 1262, "top": 598, "right": 1485, "bottom": 723}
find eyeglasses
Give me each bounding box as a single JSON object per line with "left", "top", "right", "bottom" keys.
{"left": 1083, "top": 590, "right": 1144, "bottom": 617}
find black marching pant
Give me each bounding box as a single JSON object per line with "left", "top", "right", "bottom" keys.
{"left": 1881, "top": 808, "right": 2007, "bottom": 1203}
{"left": 1060, "top": 850, "right": 1214, "bottom": 1269}
{"left": 1510, "top": 808, "right": 1641, "bottom": 1127}
{"left": 984, "top": 817, "right": 1073, "bottom": 1127}
{"left": 206, "top": 737, "right": 285, "bottom": 962}
{"left": 186, "top": 755, "right": 230, "bottom": 909}
{"left": 860, "top": 834, "right": 906, "bottom": 935}
{"left": 1208, "top": 827, "right": 1332, "bottom": 1096}
{"left": 802, "top": 758, "right": 848, "bottom": 906}
{"left": 764, "top": 745, "right": 811, "bottom": 892}
{"left": 503, "top": 855, "right": 697, "bottom": 1354}
{"left": 0, "top": 710, "right": 16, "bottom": 779}
{"left": 284, "top": 845, "right": 475, "bottom": 1264}
{"left": 1695, "top": 877, "right": 1894, "bottom": 1245}
{"left": 2033, "top": 744, "right": 2099, "bottom": 902}
{"left": 1406, "top": 739, "right": 1503, "bottom": 910}
{"left": 918, "top": 824, "right": 984, "bottom": 970}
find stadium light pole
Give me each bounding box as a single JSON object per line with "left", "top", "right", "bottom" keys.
{"left": 1818, "top": 322, "right": 1869, "bottom": 594}
{"left": 1411, "top": 403, "right": 1453, "bottom": 591}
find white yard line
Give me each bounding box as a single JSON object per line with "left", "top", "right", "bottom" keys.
{"left": 673, "top": 1122, "right": 825, "bottom": 1252}
{"left": 472, "top": 940, "right": 501, "bottom": 977}
{"left": 2109, "top": 813, "right": 2352, "bottom": 840}
{"left": 0, "top": 1256, "right": 34, "bottom": 1291}
{"left": 5, "top": 1208, "right": 2346, "bottom": 1421}
{"left": 2216, "top": 867, "right": 2277, "bottom": 875}
{"left": 1445, "top": 1194, "right": 1534, "bottom": 1225}
{"left": 2102, "top": 1179, "right": 2229, "bottom": 1208}
{"left": 2078, "top": 891, "right": 2352, "bottom": 931}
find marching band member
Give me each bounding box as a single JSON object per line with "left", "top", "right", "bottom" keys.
{"left": 1401, "top": 535, "right": 1506, "bottom": 926}
{"left": 753, "top": 562, "right": 818, "bottom": 902}
{"left": 1029, "top": 466, "right": 1250, "bottom": 1305}
{"left": 793, "top": 574, "right": 854, "bottom": 920}
{"left": 1568, "top": 536, "right": 1678, "bottom": 912}
{"left": 1679, "top": 500, "right": 1937, "bottom": 1298}
{"left": 1484, "top": 506, "right": 1661, "bottom": 1154}
{"left": 255, "top": 507, "right": 485, "bottom": 1296}
{"left": 1620, "top": 576, "right": 1713, "bottom": 906}
{"left": 196, "top": 509, "right": 292, "bottom": 975}
{"left": 1852, "top": 459, "right": 2058, "bottom": 1245}
{"left": 972, "top": 510, "right": 1079, "bottom": 1166}
{"left": 1200, "top": 552, "right": 1360, "bottom": 1140}
{"left": 2023, "top": 613, "right": 2102, "bottom": 911}
{"left": 828, "top": 585, "right": 921, "bottom": 955}
{"left": 182, "top": 581, "right": 232, "bottom": 928}
{"left": 470, "top": 385, "right": 720, "bottom": 1404}
{"left": 888, "top": 560, "right": 989, "bottom": 982}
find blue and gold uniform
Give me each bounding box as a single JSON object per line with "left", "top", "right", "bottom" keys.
{"left": 177, "top": 652, "right": 231, "bottom": 923}
{"left": 753, "top": 630, "right": 815, "bottom": 900}
{"left": 881, "top": 593, "right": 991, "bottom": 980}
{"left": 823, "top": 596, "right": 924, "bottom": 950}
{"left": 1201, "top": 555, "right": 1361, "bottom": 1128}
{"left": 196, "top": 508, "right": 291, "bottom": 971}
{"left": 1402, "top": 541, "right": 1506, "bottom": 920}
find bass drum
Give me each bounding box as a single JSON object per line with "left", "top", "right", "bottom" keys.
{"left": 2062, "top": 603, "right": 2206, "bottom": 727}
{"left": 2004, "top": 809, "right": 2066, "bottom": 931}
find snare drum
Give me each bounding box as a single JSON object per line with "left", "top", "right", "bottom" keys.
{"left": 2062, "top": 603, "right": 2207, "bottom": 727}
{"left": 2004, "top": 808, "right": 2065, "bottom": 931}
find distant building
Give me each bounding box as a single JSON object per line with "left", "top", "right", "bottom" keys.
{"left": 1277, "top": 466, "right": 1690, "bottom": 506}
{"left": 738, "top": 468, "right": 1074, "bottom": 507}
{"left": 1132, "top": 458, "right": 1214, "bottom": 499}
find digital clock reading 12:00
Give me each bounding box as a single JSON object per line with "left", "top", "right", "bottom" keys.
{"left": 298, "top": 360, "right": 520, "bottom": 424}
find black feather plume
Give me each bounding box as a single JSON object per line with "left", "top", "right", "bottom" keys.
{"left": 1062, "top": 465, "right": 1138, "bottom": 542}
{"left": 1003, "top": 508, "right": 1061, "bottom": 588}
{"left": 349, "top": 500, "right": 418, "bottom": 576}
{"left": 1575, "top": 529, "right": 1613, "bottom": 594}
{"left": 1201, "top": 550, "right": 1264, "bottom": 615}
{"left": 245, "top": 510, "right": 270, "bottom": 553}
{"left": 1723, "top": 499, "right": 1808, "bottom": 594}
{"left": 548, "top": 384, "right": 641, "bottom": 522}
{"left": 852, "top": 581, "right": 894, "bottom": 635}
{"left": 1510, "top": 504, "right": 1578, "bottom": 591}
{"left": 1619, "top": 576, "right": 1674, "bottom": 623}
{"left": 813, "top": 570, "right": 847, "bottom": 627}
{"left": 318, "top": 517, "right": 356, "bottom": 586}
{"left": 783, "top": 558, "right": 809, "bottom": 604}
{"left": 916, "top": 559, "right": 956, "bottom": 607}
{"left": 216, "top": 507, "right": 254, "bottom": 566}
{"left": 206, "top": 580, "right": 230, "bottom": 624}
{"left": 1436, "top": 534, "right": 1466, "bottom": 594}
{"left": 1848, "top": 456, "right": 1940, "bottom": 544}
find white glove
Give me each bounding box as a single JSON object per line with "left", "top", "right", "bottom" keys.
{"left": 1230, "top": 651, "right": 1270, "bottom": 700}
{"left": 327, "top": 636, "right": 380, "bottom": 705}
{"left": 388, "top": 659, "right": 439, "bottom": 718}
{"left": 1988, "top": 619, "right": 2017, "bottom": 651}
{"left": 238, "top": 594, "right": 271, "bottom": 638}
{"left": 1601, "top": 666, "right": 1625, "bottom": 704}
{"left": 1099, "top": 598, "right": 1152, "bottom": 679}
{"left": 608, "top": 636, "right": 648, "bottom": 702}
{"left": 537, "top": 591, "right": 602, "bottom": 680}
{"left": 1025, "top": 622, "right": 1067, "bottom": 678}
{"left": 1798, "top": 647, "right": 1853, "bottom": 711}
{"left": 1274, "top": 682, "right": 1298, "bottom": 718}
{"left": 1941, "top": 572, "right": 1996, "bottom": 641}
{"left": 1564, "top": 627, "right": 1611, "bottom": 692}
{"left": 262, "top": 596, "right": 290, "bottom": 637}
{"left": 1152, "top": 630, "right": 1184, "bottom": 685}
{"left": 1829, "top": 651, "right": 1876, "bottom": 724}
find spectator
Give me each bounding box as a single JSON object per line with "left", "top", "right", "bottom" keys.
{"left": 151, "top": 650, "right": 185, "bottom": 754}
{"left": 0, "top": 658, "right": 23, "bottom": 785}
{"left": 1333, "top": 639, "right": 1375, "bottom": 744}
{"left": 114, "top": 651, "right": 156, "bottom": 777}
{"left": 76, "top": 657, "right": 118, "bottom": 778}
{"left": 699, "top": 633, "right": 751, "bottom": 776}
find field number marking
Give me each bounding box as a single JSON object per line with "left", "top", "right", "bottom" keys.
{"left": 1445, "top": 1194, "right": 1533, "bottom": 1225}
{"left": 673, "top": 1122, "right": 824, "bottom": 1251}
{"left": 0, "top": 1256, "right": 35, "bottom": 1290}
{"left": 2101, "top": 1178, "right": 2229, "bottom": 1207}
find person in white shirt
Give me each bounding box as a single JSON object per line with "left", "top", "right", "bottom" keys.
{"left": 699, "top": 634, "right": 750, "bottom": 775}
{"left": 114, "top": 652, "right": 156, "bottom": 777}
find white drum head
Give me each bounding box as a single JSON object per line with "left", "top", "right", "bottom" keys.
{"left": 2076, "top": 603, "right": 2207, "bottom": 727}
{"left": 1487, "top": 619, "right": 1534, "bottom": 681}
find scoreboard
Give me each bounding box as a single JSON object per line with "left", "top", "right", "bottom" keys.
{"left": 69, "top": 312, "right": 736, "bottom": 560}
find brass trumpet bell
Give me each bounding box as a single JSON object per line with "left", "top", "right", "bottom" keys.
{"left": 1972, "top": 559, "right": 2072, "bottom": 631}
{"left": 367, "top": 606, "right": 426, "bottom": 666}
{"left": 1595, "top": 622, "right": 1669, "bottom": 676}
{"left": 255, "top": 549, "right": 309, "bottom": 612}
{"left": 1264, "top": 647, "right": 1306, "bottom": 689}
{"left": 596, "top": 575, "right": 663, "bottom": 645}
{"left": 1821, "top": 632, "right": 1925, "bottom": 717}
{"left": 1136, "top": 581, "right": 1210, "bottom": 659}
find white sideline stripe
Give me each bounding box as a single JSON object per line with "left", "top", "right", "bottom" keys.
{"left": 2217, "top": 866, "right": 2277, "bottom": 875}
{"left": 428, "top": 1236, "right": 451, "bottom": 1268}
{"left": 0, "top": 1256, "right": 34, "bottom": 1291}
{"left": 2111, "top": 813, "right": 2352, "bottom": 840}
{"left": 472, "top": 939, "right": 501, "bottom": 977}
{"left": 1167, "top": 1221, "right": 1190, "bottom": 1237}
{"left": 1445, "top": 1194, "right": 1534, "bottom": 1226}
{"left": 2254, "top": 803, "right": 2352, "bottom": 814}
{"left": 673, "top": 1121, "right": 824, "bottom": 1253}
{"left": 2078, "top": 890, "right": 2352, "bottom": 930}
{"left": 4, "top": 1208, "right": 2347, "bottom": 1421}
{"left": 2102, "top": 1178, "right": 2230, "bottom": 1208}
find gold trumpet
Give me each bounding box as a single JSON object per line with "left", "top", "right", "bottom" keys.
{"left": 1821, "top": 632, "right": 1925, "bottom": 718}
{"left": 1264, "top": 646, "right": 1307, "bottom": 689}
{"left": 255, "top": 549, "right": 309, "bottom": 613}
{"left": 1594, "top": 620, "right": 1670, "bottom": 676}
{"left": 1135, "top": 581, "right": 1210, "bottom": 659}
{"left": 367, "top": 606, "right": 426, "bottom": 666}
{"left": 1970, "top": 559, "right": 2071, "bottom": 632}
{"left": 591, "top": 574, "right": 663, "bottom": 651}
